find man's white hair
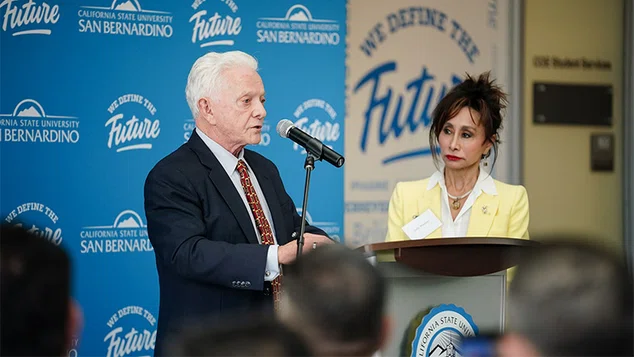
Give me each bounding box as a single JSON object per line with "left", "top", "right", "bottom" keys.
{"left": 185, "top": 51, "right": 259, "bottom": 119}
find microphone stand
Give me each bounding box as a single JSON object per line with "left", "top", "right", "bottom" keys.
{"left": 295, "top": 152, "right": 316, "bottom": 260}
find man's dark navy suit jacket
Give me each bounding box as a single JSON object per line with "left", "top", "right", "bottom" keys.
{"left": 144, "top": 130, "right": 327, "bottom": 356}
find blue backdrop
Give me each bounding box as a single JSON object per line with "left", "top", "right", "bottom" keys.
{"left": 0, "top": 1, "right": 345, "bottom": 355}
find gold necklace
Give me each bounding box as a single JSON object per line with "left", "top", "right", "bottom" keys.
{"left": 447, "top": 189, "right": 473, "bottom": 210}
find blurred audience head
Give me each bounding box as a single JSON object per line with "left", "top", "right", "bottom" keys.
{"left": 168, "top": 313, "right": 312, "bottom": 356}
{"left": 1, "top": 223, "right": 81, "bottom": 357}
{"left": 498, "top": 238, "right": 633, "bottom": 357}
{"left": 278, "top": 244, "right": 389, "bottom": 357}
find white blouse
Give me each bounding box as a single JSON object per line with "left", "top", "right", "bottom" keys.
{"left": 426, "top": 168, "right": 498, "bottom": 237}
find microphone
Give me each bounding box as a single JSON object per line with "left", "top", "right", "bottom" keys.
{"left": 276, "top": 119, "right": 345, "bottom": 168}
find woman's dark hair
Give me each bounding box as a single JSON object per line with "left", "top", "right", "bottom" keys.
{"left": 429, "top": 71, "right": 508, "bottom": 170}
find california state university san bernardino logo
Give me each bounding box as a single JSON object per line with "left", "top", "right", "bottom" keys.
{"left": 411, "top": 304, "right": 479, "bottom": 357}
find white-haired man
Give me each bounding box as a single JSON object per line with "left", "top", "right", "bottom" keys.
{"left": 144, "top": 51, "right": 332, "bottom": 356}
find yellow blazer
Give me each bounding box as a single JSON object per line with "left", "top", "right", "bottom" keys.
{"left": 386, "top": 178, "right": 530, "bottom": 242}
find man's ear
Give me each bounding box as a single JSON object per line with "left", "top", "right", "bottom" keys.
{"left": 197, "top": 97, "right": 215, "bottom": 124}
{"left": 66, "top": 299, "right": 84, "bottom": 354}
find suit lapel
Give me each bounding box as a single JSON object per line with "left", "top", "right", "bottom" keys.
{"left": 245, "top": 151, "right": 289, "bottom": 245}
{"left": 418, "top": 184, "right": 443, "bottom": 239}
{"left": 466, "top": 193, "right": 500, "bottom": 236}
{"left": 187, "top": 131, "right": 259, "bottom": 244}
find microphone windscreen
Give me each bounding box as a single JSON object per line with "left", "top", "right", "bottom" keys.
{"left": 276, "top": 119, "right": 294, "bottom": 138}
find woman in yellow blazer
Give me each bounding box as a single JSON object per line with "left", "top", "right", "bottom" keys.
{"left": 386, "top": 72, "right": 529, "bottom": 242}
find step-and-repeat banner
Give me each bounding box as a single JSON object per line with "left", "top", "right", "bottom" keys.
{"left": 2, "top": 0, "right": 510, "bottom": 355}
{"left": 345, "top": 0, "right": 510, "bottom": 247}
{"left": 0, "top": 1, "right": 345, "bottom": 356}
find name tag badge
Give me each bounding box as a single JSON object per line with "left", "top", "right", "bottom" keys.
{"left": 401, "top": 209, "right": 442, "bottom": 240}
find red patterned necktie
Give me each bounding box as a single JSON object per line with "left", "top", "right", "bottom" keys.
{"left": 236, "top": 159, "right": 281, "bottom": 309}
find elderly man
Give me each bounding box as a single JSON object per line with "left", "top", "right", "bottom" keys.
{"left": 144, "top": 50, "right": 332, "bottom": 356}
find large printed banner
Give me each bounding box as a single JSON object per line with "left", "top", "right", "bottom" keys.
{"left": 344, "top": 0, "right": 510, "bottom": 247}
{"left": 0, "top": 1, "right": 345, "bottom": 356}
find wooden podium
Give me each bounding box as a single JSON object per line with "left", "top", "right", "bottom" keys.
{"left": 358, "top": 238, "right": 539, "bottom": 357}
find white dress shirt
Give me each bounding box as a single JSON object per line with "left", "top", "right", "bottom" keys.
{"left": 426, "top": 166, "right": 498, "bottom": 237}
{"left": 196, "top": 128, "right": 280, "bottom": 281}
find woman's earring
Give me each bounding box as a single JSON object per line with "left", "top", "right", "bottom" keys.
{"left": 482, "top": 153, "right": 489, "bottom": 167}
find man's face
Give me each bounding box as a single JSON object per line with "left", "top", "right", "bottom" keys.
{"left": 207, "top": 65, "right": 267, "bottom": 152}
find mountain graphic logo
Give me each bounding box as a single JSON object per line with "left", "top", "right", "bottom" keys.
{"left": 113, "top": 210, "right": 145, "bottom": 228}
{"left": 259, "top": 4, "right": 337, "bottom": 23}
{"left": 0, "top": 99, "right": 77, "bottom": 120}
{"left": 16, "top": 103, "right": 44, "bottom": 117}
{"left": 286, "top": 5, "right": 311, "bottom": 21}
{"left": 110, "top": 0, "right": 141, "bottom": 11}
{"left": 82, "top": 210, "right": 146, "bottom": 230}
{"left": 15, "top": 100, "right": 45, "bottom": 117}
